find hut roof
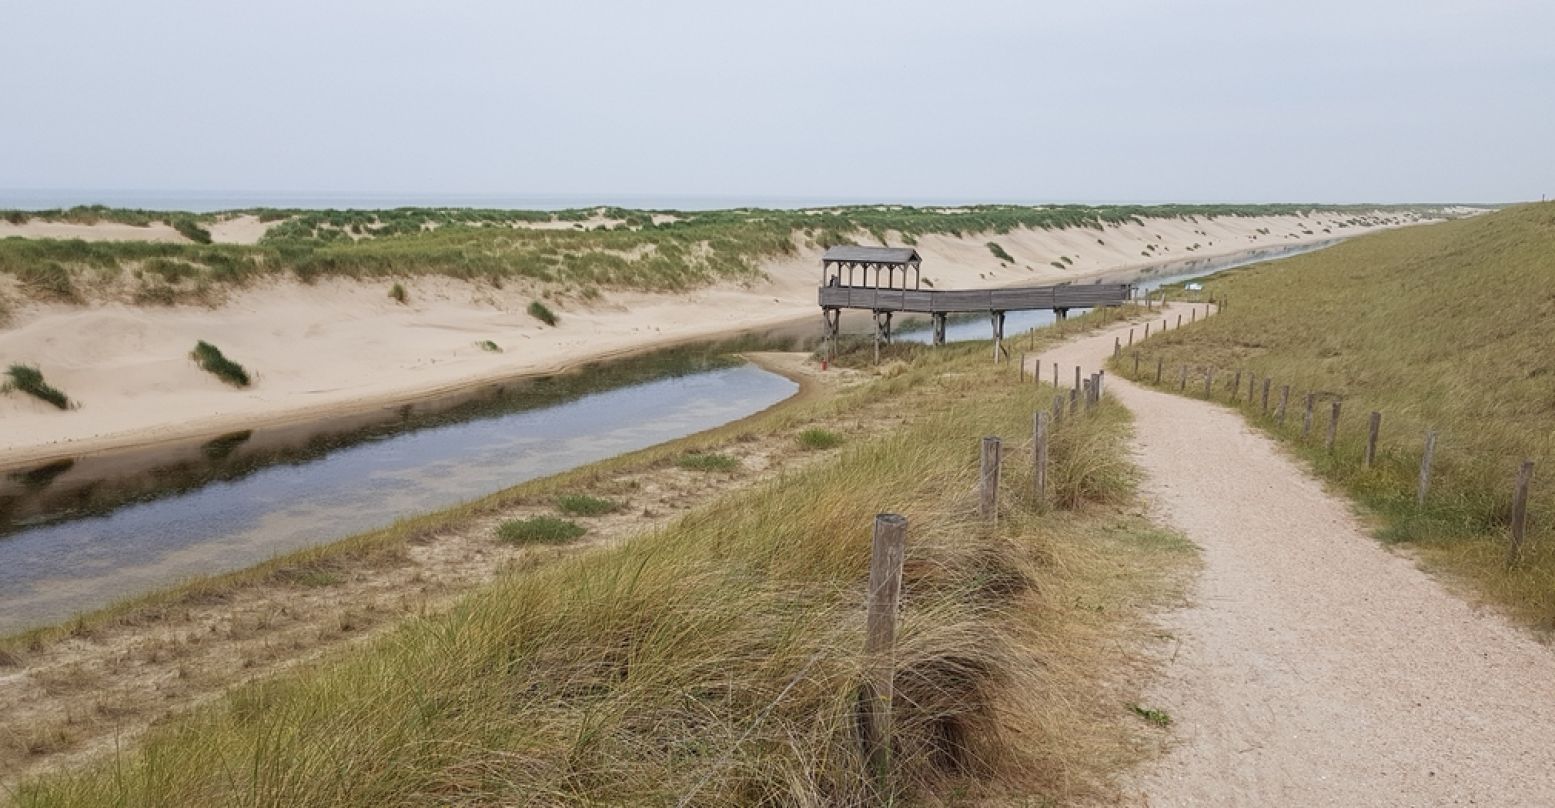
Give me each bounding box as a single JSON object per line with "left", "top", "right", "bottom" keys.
{"left": 821, "top": 245, "right": 922, "bottom": 266}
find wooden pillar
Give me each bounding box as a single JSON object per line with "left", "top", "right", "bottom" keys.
{"left": 1074, "top": 365, "right": 1081, "bottom": 391}
{"left": 1506, "top": 460, "right": 1535, "bottom": 568}
{"left": 1033, "top": 411, "right": 1049, "bottom": 505}
{"left": 980, "top": 437, "right": 1001, "bottom": 521}
{"left": 1364, "top": 411, "right": 1381, "bottom": 467}
{"left": 1052, "top": 394, "right": 1065, "bottom": 426}
{"left": 1052, "top": 362, "right": 1059, "bottom": 387}
{"left": 1326, "top": 400, "right": 1342, "bottom": 451}
{"left": 862, "top": 512, "right": 908, "bottom": 784}
{"left": 931, "top": 312, "right": 946, "bottom": 346}
{"left": 1155, "top": 357, "right": 1164, "bottom": 385}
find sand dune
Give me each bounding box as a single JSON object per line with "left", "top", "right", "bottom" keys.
{"left": 0, "top": 212, "right": 1427, "bottom": 466}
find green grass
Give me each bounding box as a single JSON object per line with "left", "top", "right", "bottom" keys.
{"left": 189, "top": 341, "right": 251, "bottom": 388}
{"left": 1129, "top": 704, "right": 1172, "bottom": 727}
{"left": 476, "top": 339, "right": 501, "bottom": 352}
{"left": 1112, "top": 202, "right": 1555, "bottom": 627}
{"left": 387, "top": 282, "right": 407, "bottom": 304}
{"left": 11, "top": 319, "right": 1173, "bottom": 806}
{"left": 495, "top": 515, "right": 586, "bottom": 544}
{"left": 527, "top": 299, "right": 558, "bottom": 326}
{"left": 676, "top": 451, "right": 739, "bottom": 472}
{"left": 4, "top": 364, "right": 71, "bottom": 409}
{"left": 555, "top": 493, "right": 620, "bottom": 516}
{"left": 171, "top": 218, "right": 212, "bottom": 244}
{"left": 986, "top": 241, "right": 1015, "bottom": 263}
{"left": 797, "top": 427, "right": 844, "bottom": 450}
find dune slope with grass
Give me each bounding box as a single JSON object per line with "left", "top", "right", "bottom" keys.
{"left": 0, "top": 204, "right": 1457, "bottom": 465}
{"left": 1111, "top": 202, "right": 1555, "bottom": 625}
{"left": 7, "top": 312, "right": 1193, "bottom": 806}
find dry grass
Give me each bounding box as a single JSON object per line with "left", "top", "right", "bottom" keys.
{"left": 1112, "top": 202, "right": 1555, "bottom": 627}
{"left": 12, "top": 320, "right": 1191, "bottom": 806}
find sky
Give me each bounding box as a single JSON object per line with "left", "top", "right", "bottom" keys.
{"left": 2, "top": 0, "right": 1551, "bottom": 206}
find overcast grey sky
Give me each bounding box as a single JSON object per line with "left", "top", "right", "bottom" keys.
{"left": 2, "top": 0, "right": 1550, "bottom": 205}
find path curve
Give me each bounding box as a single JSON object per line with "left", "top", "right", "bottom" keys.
{"left": 1029, "top": 308, "right": 1555, "bottom": 807}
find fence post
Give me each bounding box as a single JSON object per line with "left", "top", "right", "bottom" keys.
{"left": 1191, "top": 308, "right": 1196, "bottom": 324}
{"left": 1278, "top": 385, "right": 1290, "bottom": 424}
{"left": 1506, "top": 460, "right": 1535, "bottom": 568}
{"left": 1155, "top": 357, "right": 1164, "bottom": 385}
{"left": 1128, "top": 328, "right": 1134, "bottom": 347}
{"left": 1232, "top": 370, "right": 1242, "bottom": 402}
{"left": 862, "top": 512, "right": 908, "bottom": 787}
{"left": 980, "top": 437, "right": 1001, "bottom": 521}
{"left": 1144, "top": 323, "right": 1151, "bottom": 339}
{"left": 1364, "top": 411, "right": 1382, "bottom": 467}
{"left": 1069, "top": 386, "right": 1079, "bottom": 416}
{"left": 1177, "top": 313, "right": 1183, "bottom": 328}
{"left": 1417, "top": 430, "right": 1437, "bottom": 506}
{"left": 1179, "top": 364, "right": 1188, "bottom": 392}
{"left": 1203, "top": 368, "right": 1214, "bottom": 398}
{"left": 1052, "top": 393, "right": 1065, "bottom": 426}
{"left": 1133, "top": 353, "right": 1141, "bottom": 377}
{"left": 1097, "top": 370, "right": 1106, "bottom": 400}
{"left": 1019, "top": 353, "right": 1026, "bottom": 383}
{"left": 1074, "top": 365, "right": 1081, "bottom": 392}
{"left": 1302, "top": 393, "right": 1315, "bottom": 439}
{"left": 1052, "top": 362, "right": 1058, "bottom": 388}
{"left": 1114, "top": 337, "right": 1121, "bottom": 357}
{"left": 1261, "top": 378, "right": 1271, "bottom": 414}
{"left": 1033, "top": 411, "right": 1049, "bottom": 505}
{"left": 1326, "top": 400, "right": 1342, "bottom": 452}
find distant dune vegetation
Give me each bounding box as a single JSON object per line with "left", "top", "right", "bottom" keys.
{"left": 0, "top": 203, "right": 1458, "bottom": 307}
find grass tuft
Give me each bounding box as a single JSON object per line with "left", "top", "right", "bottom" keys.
{"left": 388, "top": 282, "right": 407, "bottom": 304}
{"left": 554, "top": 494, "right": 620, "bottom": 516}
{"left": 4, "top": 364, "right": 71, "bottom": 409}
{"left": 189, "top": 341, "right": 251, "bottom": 388}
{"left": 987, "top": 241, "right": 1015, "bottom": 263}
{"left": 797, "top": 427, "right": 844, "bottom": 450}
{"left": 476, "top": 339, "right": 501, "bottom": 352}
{"left": 495, "top": 516, "right": 586, "bottom": 544}
{"left": 527, "top": 300, "right": 558, "bottom": 326}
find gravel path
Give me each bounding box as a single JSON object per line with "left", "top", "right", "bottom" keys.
{"left": 1031, "top": 309, "right": 1555, "bottom": 807}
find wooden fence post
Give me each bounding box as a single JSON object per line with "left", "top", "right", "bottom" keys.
{"left": 1191, "top": 308, "right": 1196, "bottom": 324}
{"left": 1114, "top": 337, "right": 1121, "bottom": 357}
{"left": 1133, "top": 353, "right": 1141, "bottom": 377}
{"left": 1417, "top": 430, "right": 1437, "bottom": 506}
{"left": 1506, "top": 460, "right": 1535, "bottom": 568}
{"left": 1052, "top": 394, "right": 1065, "bottom": 426}
{"left": 1232, "top": 370, "right": 1242, "bottom": 402}
{"left": 980, "top": 437, "right": 1002, "bottom": 521}
{"left": 1179, "top": 364, "right": 1188, "bottom": 392}
{"left": 1074, "top": 365, "right": 1081, "bottom": 392}
{"left": 863, "top": 512, "right": 908, "bottom": 784}
{"left": 1144, "top": 323, "right": 1151, "bottom": 339}
{"left": 1261, "top": 378, "right": 1271, "bottom": 414}
{"left": 1302, "top": 393, "right": 1315, "bottom": 439}
{"left": 1019, "top": 353, "right": 1026, "bottom": 383}
{"left": 1326, "top": 400, "right": 1342, "bottom": 451}
{"left": 1203, "top": 368, "right": 1214, "bottom": 398}
{"left": 1052, "top": 362, "right": 1058, "bottom": 387}
{"left": 1176, "top": 314, "right": 1183, "bottom": 329}
{"left": 1128, "top": 328, "right": 1134, "bottom": 347}
{"left": 1033, "top": 411, "right": 1049, "bottom": 505}
{"left": 1069, "top": 386, "right": 1079, "bottom": 416}
{"left": 1364, "top": 411, "right": 1382, "bottom": 467}
{"left": 1155, "top": 357, "right": 1164, "bottom": 385}
{"left": 1097, "top": 370, "right": 1106, "bottom": 400}
{"left": 1278, "top": 385, "right": 1290, "bottom": 423}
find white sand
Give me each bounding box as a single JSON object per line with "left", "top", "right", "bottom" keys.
{"left": 0, "top": 212, "right": 1429, "bottom": 465}
{"left": 0, "top": 213, "right": 280, "bottom": 245}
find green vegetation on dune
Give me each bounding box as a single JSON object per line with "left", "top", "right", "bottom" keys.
{"left": 0, "top": 204, "right": 1460, "bottom": 307}
{"left": 14, "top": 316, "right": 1189, "bottom": 806}
{"left": 4, "top": 364, "right": 71, "bottom": 409}
{"left": 189, "top": 340, "right": 251, "bottom": 387}
{"left": 1114, "top": 203, "right": 1555, "bottom": 625}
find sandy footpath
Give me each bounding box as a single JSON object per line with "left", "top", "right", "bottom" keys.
{"left": 1027, "top": 311, "right": 1555, "bottom": 807}
{"left": 0, "top": 212, "right": 1418, "bottom": 467}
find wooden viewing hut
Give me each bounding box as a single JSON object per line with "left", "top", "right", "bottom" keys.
{"left": 818, "top": 243, "right": 1133, "bottom": 363}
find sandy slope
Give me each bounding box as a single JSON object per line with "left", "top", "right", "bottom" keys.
{"left": 0, "top": 212, "right": 1415, "bottom": 466}
{"left": 1026, "top": 311, "right": 1555, "bottom": 807}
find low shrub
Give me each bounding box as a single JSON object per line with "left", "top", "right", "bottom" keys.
{"left": 527, "top": 300, "right": 558, "bottom": 326}
{"left": 797, "top": 427, "right": 843, "bottom": 450}
{"left": 495, "top": 516, "right": 586, "bottom": 544}
{"left": 4, "top": 364, "right": 70, "bottom": 409}
{"left": 555, "top": 494, "right": 620, "bottom": 516}
{"left": 190, "top": 341, "right": 251, "bottom": 387}
{"left": 388, "top": 283, "right": 407, "bottom": 304}
{"left": 172, "top": 218, "right": 212, "bottom": 244}
{"left": 477, "top": 340, "right": 501, "bottom": 352}
{"left": 987, "top": 242, "right": 1015, "bottom": 263}
{"left": 676, "top": 452, "right": 739, "bottom": 472}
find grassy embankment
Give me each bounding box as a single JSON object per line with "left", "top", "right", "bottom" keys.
{"left": 1110, "top": 203, "right": 1555, "bottom": 626}
{"left": 13, "top": 309, "right": 1193, "bottom": 806}
{"left": 0, "top": 204, "right": 1449, "bottom": 309}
